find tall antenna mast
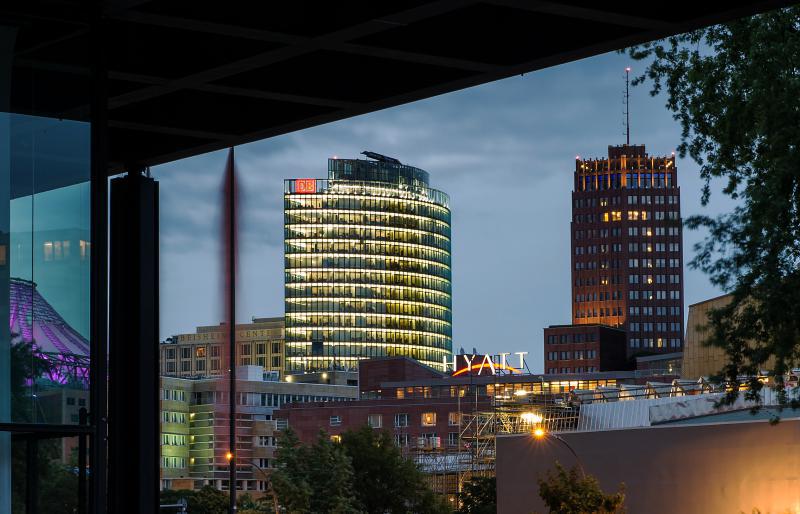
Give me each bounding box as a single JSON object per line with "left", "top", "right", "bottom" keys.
{"left": 624, "top": 66, "right": 631, "bottom": 146}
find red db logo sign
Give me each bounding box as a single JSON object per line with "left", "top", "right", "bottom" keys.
{"left": 296, "top": 178, "right": 316, "bottom": 194}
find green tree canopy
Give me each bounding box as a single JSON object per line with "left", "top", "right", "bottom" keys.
{"left": 187, "top": 486, "right": 228, "bottom": 514}
{"left": 272, "top": 428, "right": 360, "bottom": 513}
{"left": 456, "top": 476, "right": 496, "bottom": 514}
{"left": 272, "top": 425, "right": 450, "bottom": 514}
{"left": 627, "top": 6, "right": 800, "bottom": 407}
{"left": 537, "top": 463, "right": 625, "bottom": 514}
{"left": 340, "top": 425, "right": 450, "bottom": 514}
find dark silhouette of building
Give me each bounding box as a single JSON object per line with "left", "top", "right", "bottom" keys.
{"left": 543, "top": 324, "right": 628, "bottom": 374}
{"left": 571, "top": 144, "right": 684, "bottom": 357}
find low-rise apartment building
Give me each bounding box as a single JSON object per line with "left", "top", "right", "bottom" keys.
{"left": 159, "top": 366, "right": 358, "bottom": 495}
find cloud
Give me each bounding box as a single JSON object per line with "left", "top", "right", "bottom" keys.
{"left": 154, "top": 49, "right": 731, "bottom": 372}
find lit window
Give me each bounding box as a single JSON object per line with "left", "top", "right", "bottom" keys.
{"left": 421, "top": 412, "right": 436, "bottom": 426}
{"left": 330, "top": 435, "right": 342, "bottom": 444}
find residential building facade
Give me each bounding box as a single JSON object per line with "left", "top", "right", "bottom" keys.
{"left": 160, "top": 317, "right": 285, "bottom": 379}
{"left": 572, "top": 144, "right": 684, "bottom": 356}
{"left": 159, "top": 368, "right": 358, "bottom": 495}
{"left": 284, "top": 154, "right": 453, "bottom": 372}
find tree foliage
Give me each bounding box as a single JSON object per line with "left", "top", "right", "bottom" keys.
{"left": 456, "top": 476, "right": 496, "bottom": 514}
{"left": 188, "top": 486, "right": 228, "bottom": 514}
{"left": 537, "top": 463, "right": 625, "bottom": 514}
{"left": 627, "top": 7, "right": 800, "bottom": 407}
{"left": 340, "top": 425, "right": 449, "bottom": 514}
{"left": 272, "top": 428, "right": 360, "bottom": 513}
{"left": 272, "top": 425, "right": 450, "bottom": 514}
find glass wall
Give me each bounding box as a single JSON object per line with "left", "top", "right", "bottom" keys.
{"left": 284, "top": 158, "right": 453, "bottom": 372}
{"left": 0, "top": 21, "right": 92, "bottom": 514}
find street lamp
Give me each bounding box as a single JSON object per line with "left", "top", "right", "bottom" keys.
{"left": 243, "top": 461, "right": 280, "bottom": 514}
{"left": 532, "top": 427, "right": 586, "bottom": 477}
{"left": 225, "top": 453, "right": 279, "bottom": 512}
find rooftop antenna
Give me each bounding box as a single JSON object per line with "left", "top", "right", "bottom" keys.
{"left": 624, "top": 67, "right": 631, "bottom": 146}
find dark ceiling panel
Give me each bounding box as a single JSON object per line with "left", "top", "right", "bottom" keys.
{"left": 354, "top": 3, "right": 642, "bottom": 66}
{"left": 110, "top": 89, "right": 335, "bottom": 136}
{"left": 106, "top": 20, "right": 283, "bottom": 79}
{"left": 3, "top": 0, "right": 793, "bottom": 172}
{"left": 133, "top": 0, "right": 433, "bottom": 37}
{"left": 213, "top": 50, "right": 478, "bottom": 103}
{"left": 551, "top": 0, "right": 773, "bottom": 23}
{"left": 108, "top": 127, "right": 215, "bottom": 168}
{"left": 10, "top": 66, "right": 90, "bottom": 121}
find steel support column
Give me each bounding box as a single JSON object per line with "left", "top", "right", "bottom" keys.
{"left": 108, "top": 171, "right": 159, "bottom": 514}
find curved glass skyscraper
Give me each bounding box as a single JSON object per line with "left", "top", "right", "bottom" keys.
{"left": 284, "top": 154, "right": 452, "bottom": 372}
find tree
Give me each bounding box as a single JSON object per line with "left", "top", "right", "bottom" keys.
{"left": 307, "top": 431, "right": 360, "bottom": 514}
{"left": 340, "top": 425, "right": 450, "bottom": 514}
{"left": 626, "top": 7, "right": 800, "bottom": 407}
{"left": 537, "top": 463, "right": 625, "bottom": 514}
{"left": 457, "top": 476, "right": 496, "bottom": 514}
{"left": 271, "top": 428, "right": 312, "bottom": 513}
{"left": 272, "top": 428, "right": 360, "bottom": 513}
{"left": 187, "top": 485, "right": 228, "bottom": 514}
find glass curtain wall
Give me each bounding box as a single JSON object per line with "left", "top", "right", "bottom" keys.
{"left": 0, "top": 20, "right": 92, "bottom": 514}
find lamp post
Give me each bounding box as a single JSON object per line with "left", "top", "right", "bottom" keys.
{"left": 226, "top": 451, "right": 280, "bottom": 513}
{"left": 243, "top": 461, "right": 280, "bottom": 514}
{"left": 532, "top": 428, "right": 586, "bottom": 477}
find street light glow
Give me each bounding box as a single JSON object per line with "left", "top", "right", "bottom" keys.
{"left": 521, "top": 412, "right": 543, "bottom": 424}
{"left": 533, "top": 427, "right": 546, "bottom": 438}
{"left": 225, "top": 451, "right": 234, "bottom": 462}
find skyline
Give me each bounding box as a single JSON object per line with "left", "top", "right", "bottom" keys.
{"left": 153, "top": 49, "right": 737, "bottom": 373}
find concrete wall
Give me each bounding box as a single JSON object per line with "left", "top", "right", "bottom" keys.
{"left": 497, "top": 419, "right": 800, "bottom": 514}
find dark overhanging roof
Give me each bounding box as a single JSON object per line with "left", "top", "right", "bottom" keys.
{"left": 3, "top": 0, "right": 793, "bottom": 174}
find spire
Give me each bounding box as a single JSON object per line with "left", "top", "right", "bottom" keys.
{"left": 624, "top": 67, "right": 631, "bottom": 146}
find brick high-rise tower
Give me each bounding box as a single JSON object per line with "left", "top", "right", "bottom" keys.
{"left": 571, "top": 144, "right": 684, "bottom": 357}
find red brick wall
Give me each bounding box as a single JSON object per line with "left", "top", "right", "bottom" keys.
{"left": 276, "top": 397, "right": 490, "bottom": 446}
{"left": 359, "top": 357, "right": 444, "bottom": 395}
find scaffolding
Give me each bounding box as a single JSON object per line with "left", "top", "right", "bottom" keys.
{"left": 414, "top": 375, "right": 723, "bottom": 505}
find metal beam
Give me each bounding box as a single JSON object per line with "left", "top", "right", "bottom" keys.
{"left": 105, "top": 0, "right": 480, "bottom": 110}
{"left": 109, "top": 120, "right": 237, "bottom": 142}
{"left": 488, "top": 0, "right": 678, "bottom": 30}
{"left": 108, "top": 10, "right": 498, "bottom": 72}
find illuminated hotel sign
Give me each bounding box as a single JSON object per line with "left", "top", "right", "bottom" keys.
{"left": 295, "top": 178, "right": 317, "bottom": 194}
{"left": 444, "top": 352, "right": 528, "bottom": 376}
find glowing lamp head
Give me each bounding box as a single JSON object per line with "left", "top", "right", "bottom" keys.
{"left": 625, "top": 67, "right": 631, "bottom": 72}
{"left": 225, "top": 451, "right": 234, "bottom": 462}
{"left": 533, "top": 428, "right": 546, "bottom": 439}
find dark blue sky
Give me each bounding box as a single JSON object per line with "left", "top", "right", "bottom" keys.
{"left": 153, "top": 49, "right": 735, "bottom": 373}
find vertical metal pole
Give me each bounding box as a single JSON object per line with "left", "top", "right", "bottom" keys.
{"left": 25, "top": 438, "right": 38, "bottom": 514}
{"left": 78, "top": 408, "right": 88, "bottom": 514}
{"left": 88, "top": 5, "right": 108, "bottom": 514}
{"left": 226, "top": 149, "right": 237, "bottom": 513}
